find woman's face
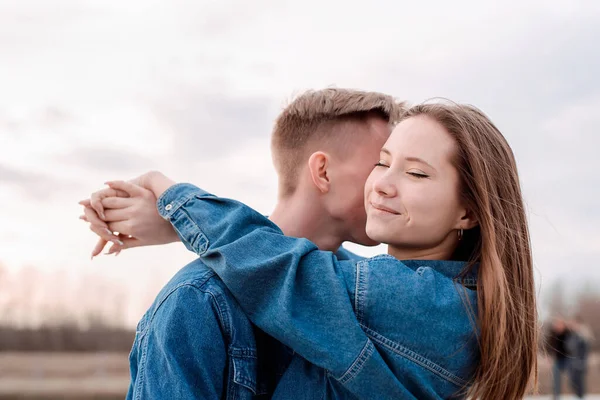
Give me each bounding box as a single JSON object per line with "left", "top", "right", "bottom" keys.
{"left": 364, "top": 115, "right": 470, "bottom": 256}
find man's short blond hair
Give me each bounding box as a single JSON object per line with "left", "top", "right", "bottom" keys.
{"left": 272, "top": 88, "right": 406, "bottom": 195}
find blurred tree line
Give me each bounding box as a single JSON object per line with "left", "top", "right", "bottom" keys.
{"left": 0, "top": 323, "right": 135, "bottom": 352}
{"left": 0, "top": 263, "right": 599, "bottom": 352}
{"left": 0, "top": 263, "right": 140, "bottom": 352}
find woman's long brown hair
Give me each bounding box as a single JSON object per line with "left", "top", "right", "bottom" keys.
{"left": 402, "top": 103, "right": 538, "bottom": 399}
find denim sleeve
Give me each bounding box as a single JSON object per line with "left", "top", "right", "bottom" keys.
{"left": 156, "top": 184, "right": 407, "bottom": 398}
{"left": 130, "top": 285, "right": 226, "bottom": 399}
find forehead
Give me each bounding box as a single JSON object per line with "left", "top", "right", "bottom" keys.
{"left": 385, "top": 115, "right": 456, "bottom": 163}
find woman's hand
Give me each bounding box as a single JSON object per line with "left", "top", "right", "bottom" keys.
{"left": 79, "top": 177, "right": 180, "bottom": 258}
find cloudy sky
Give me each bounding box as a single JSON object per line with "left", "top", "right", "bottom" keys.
{"left": 0, "top": 0, "right": 598, "bottom": 326}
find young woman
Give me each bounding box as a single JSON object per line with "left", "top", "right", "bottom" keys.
{"left": 87, "top": 102, "right": 538, "bottom": 398}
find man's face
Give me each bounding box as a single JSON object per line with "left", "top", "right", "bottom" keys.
{"left": 327, "top": 118, "right": 391, "bottom": 246}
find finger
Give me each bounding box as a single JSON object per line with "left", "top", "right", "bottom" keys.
{"left": 105, "top": 181, "right": 147, "bottom": 198}
{"left": 79, "top": 199, "right": 91, "bottom": 207}
{"left": 105, "top": 235, "right": 140, "bottom": 255}
{"left": 91, "top": 238, "right": 109, "bottom": 259}
{"left": 79, "top": 215, "right": 88, "bottom": 222}
{"left": 90, "top": 187, "right": 131, "bottom": 220}
{"left": 89, "top": 224, "right": 125, "bottom": 246}
{"left": 101, "top": 196, "right": 134, "bottom": 210}
{"left": 83, "top": 206, "right": 108, "bottom": 228}
{"left": 103, "top": 207, "right": 131, "bottom": 222}
{"left": 105, "top": 242, "right": 121, "bottom": 256}
{"left": 106, "top": 221, "right": 132, "bottom": 236}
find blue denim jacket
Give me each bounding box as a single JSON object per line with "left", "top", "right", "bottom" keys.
{"left": 126, "top": 227, "right": 363, "bottom": 399}
{"left": 157, "top": 184, "right": 480, "bottom": 399}
{"left": 126, "top": 259, "right": 292, "bottom": 399}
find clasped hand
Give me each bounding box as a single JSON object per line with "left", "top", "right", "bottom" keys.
{"left": 78, "top": 171, "right": 179, "bottom": 258}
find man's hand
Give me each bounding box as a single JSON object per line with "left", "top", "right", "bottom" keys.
{"left": 80, "top": 180, "right": 180, "bottom": 258}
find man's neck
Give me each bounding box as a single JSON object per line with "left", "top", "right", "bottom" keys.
{"left": 268, "top": 196, "right": 343, "bottom": 252}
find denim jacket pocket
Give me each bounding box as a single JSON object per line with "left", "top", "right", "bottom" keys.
{"left": 229, "top": 347, "right": 269, "bottom": 397}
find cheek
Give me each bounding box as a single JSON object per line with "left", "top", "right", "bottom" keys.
{"left": 363, "top": 170, "right": 379, "bottom": 200}
{"left": 334, "top": 177, "right": 368, "bottom": 219}
{"left": 405, "top": 183, "right": 460, "bottom": 226}
{"left": 348, "top": 186, "right": 367, "bottom": 213}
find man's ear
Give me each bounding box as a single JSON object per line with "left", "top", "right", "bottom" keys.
{"left": 307, "top": 151, "right": 330, "bottom": 193}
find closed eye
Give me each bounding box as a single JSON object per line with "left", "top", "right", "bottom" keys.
{"left": 407, "top": 172, "right": 429, "bottom": 179}
{"left": 374, "top": 162, "right": 389, "bottom": 168}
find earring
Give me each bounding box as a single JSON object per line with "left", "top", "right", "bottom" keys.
{"left": 458, "top": 228, "right": 463, "bottom": 241}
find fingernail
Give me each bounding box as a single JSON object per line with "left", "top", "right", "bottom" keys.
{"left": 104, "top": 228, "right": 114, "bottom": 236}
{"left": 91, "top": 255, "right": 94, "bottom": 261}
{"left": 100, "top": 212, "right": 106, "bottom": 220}
{"left": 113, "top": 239, "right": 124, "bottom": 246}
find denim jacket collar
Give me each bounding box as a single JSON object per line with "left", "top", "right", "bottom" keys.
{"left": 368, "top": 255, "right": 479, "bottom": 289}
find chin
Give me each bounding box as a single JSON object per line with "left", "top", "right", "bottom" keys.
{"left": 348, "top": 228, "right": 380, "bottom": 246}
{"left": 357, "top": 236, "right": 380, "bottom": 247}
{"left": 365, "top": 224, "right": 391, "bottom": 245}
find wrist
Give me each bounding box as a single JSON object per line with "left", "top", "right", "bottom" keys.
{"left": 147, "top": 171, "right": 176, "bottom": 199}
{"left": 168, "top": 227, "right": 181, "bottom": 243}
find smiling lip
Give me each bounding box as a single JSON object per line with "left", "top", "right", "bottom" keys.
{"left": 370, "top": 202, "right": 400, "bottom": 215}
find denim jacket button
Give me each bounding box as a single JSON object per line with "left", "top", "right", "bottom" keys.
{"left": 165, "top": 204, "right": 173, "bottom": 211}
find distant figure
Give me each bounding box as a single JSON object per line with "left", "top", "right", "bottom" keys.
{"left": 548, "top": 318, "right": 571, "bottom": 399}
{"left": 566, "top": 316, "right": 594, "bottom": 399}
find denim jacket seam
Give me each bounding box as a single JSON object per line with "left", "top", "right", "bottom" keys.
{"left": 133, "top": 321, "right": 150, "bottom": 400}
{"left": 456, "top": 277, "right": 478, "bottom": 289}
{"left": 200, "top": 285, "right": 233, "bottom": 339}
{"left": 228, "top": 347, "right": 258, "bottom": 359}
{"left": 355, "top": 261, "right": 368, "bottom": 324}
{"left": 335, "top": 339, "right": 375, "bottom": 384}
{"left": 229, "top": 350, "right": 262, "bottom": 395}
{"left": 359, "top": 324, "right": 468, "bottom": 387}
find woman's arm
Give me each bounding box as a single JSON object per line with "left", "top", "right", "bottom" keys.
{"left": 82, "top": 175, "right": 407, "bottom": 397}
{"left": 152, "top": 183, "right": 407, "bottom": 398}
{"left": 158, "top": 183, "right": 360, "bottom": 374}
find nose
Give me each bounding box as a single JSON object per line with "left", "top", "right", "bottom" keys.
{"left": 373, "top": 173, "right": 397, "bottom": 198}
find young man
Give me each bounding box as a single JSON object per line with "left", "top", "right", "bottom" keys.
{"left": 81, "top": 89, "right": 405, "bottom": 398}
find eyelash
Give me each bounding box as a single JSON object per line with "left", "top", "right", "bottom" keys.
{"left": 408, "top": 172, "right": 429, "bottom": 179}
{"left": 375, "top": 163, "right": 429, "bottom": 179}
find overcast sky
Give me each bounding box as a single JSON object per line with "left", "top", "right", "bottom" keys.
{"left": 1, "top": 0, "right": 599, "bottom": 326}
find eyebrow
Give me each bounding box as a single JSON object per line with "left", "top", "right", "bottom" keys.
{"left": 380, "top": 148, "right": 437, "bottom": 171}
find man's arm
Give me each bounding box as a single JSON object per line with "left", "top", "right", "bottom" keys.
{"left": 129, "top": 285, "right": 227, "bottom": 399}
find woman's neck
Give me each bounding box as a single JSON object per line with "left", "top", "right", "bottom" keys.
{"left": 388, "top": 238, "right": 458, "bottom": 261}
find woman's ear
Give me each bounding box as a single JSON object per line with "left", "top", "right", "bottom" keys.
{"left": 459, "top": 208, "right": 479, "bottom": 230}
{"left": 307, "top": 151, "right": 331, "bottom": 193}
